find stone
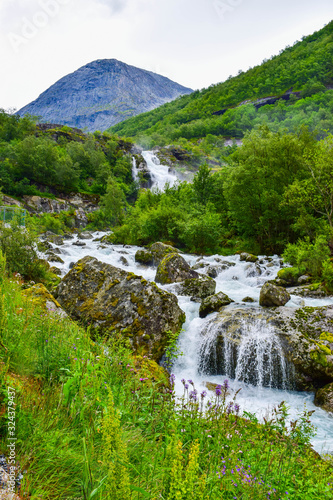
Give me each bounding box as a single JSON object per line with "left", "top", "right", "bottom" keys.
{"left": 73, "top": 241, "right": 86, "bottom": 247}
{"left": 24, "top": 284, "right": 67, "bottom": 318}
{"left": 77, "top": 232, "right": 94, "bottom": 240}
{"left": 56, "top": 256, "right": 185, "bottom": 361}
{"left": 120, "top": 256, "right": 129, "bottom": 266}
{"left": 314, "top": 383, "right": 333, "bottom": 413}
{"left": 242, "top": 296, "right": 255, "bottom": 303}
{"left": 135, "top": 249, "right": 154, "bottom": 266}
{"left": 46, "top": 234, "right": 64, "bottom": 246}
{"left": 155, "top": 253, "right": 199, "bottom": 285}
{"left": 199, "top": 292, "right": 233, "bottom": 318}
{"left": 49, "top": 266, "right": 62, "bottom": 276}
{"left": 47, "top": 253, "right": 65, "bottom": 264}
{"left": 177, "top": 275, "right": 216, "bottom": 300}
{"left": 259, "top": 282, "right": 291, "bottom": 307}
{"left": 240, "top": 252, "right": 258, "bottom": 263}
{"left": 150, "top": 242, "right": 179, "bottom": 266}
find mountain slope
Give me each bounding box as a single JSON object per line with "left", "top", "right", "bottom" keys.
{"left": 109, "top": 21, "right": 333, "bottom": 143}
{"left": 17, "top": 59, "right": 193, "bottom": 132}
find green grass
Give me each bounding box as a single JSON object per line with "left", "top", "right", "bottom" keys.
{"left": 0, "top": 256, "right": 332, "bottom": 499}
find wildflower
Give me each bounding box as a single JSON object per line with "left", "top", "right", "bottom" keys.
{"left": 169, "top": 374, "right": 176, "bottom": 386}
{"left": 234, "top": 403, "right": 240, "bottom": 414}
{"left": 184, "top": 384, "right": 189, "bottom": 390}
{"left": 188, "top": 379, "right": 194, "bottom": 386}
{"left": 181, "top": 378, "right": 186, "bottom": 385}
{"left": 189, "top": 389, "right": 198, "bottom": 401}
{"left": 216, "top": 387, "right": 222, "bottom": 396}
{"left": 223, "top": 379, "right": 230, "bottom": 390}
{"left": 201, "top": 390, "right": 207, "bottom": 399}
{"left": 207, "top": 435, "right": 212, "bottom": 438}
{"left": 226, "top": 402, "right": 234, "bottom": 414}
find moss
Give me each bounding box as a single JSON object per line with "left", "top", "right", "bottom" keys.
{"left": 320, "top": 331, "right": 333, "bottom": 343}
{"left": 317, "top": 343, "right": 332, "bottom": 355}
{"left": 310, "top": 349, "right": 329, "bottom": 366}
{"left": 277, "top": 267, "right": 301, "bottom": 283}
{"left": 111, "top": 298, "right": 119, "bottom": 307}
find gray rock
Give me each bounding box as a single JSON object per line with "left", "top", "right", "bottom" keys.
{"left": 150, "top": 242, "right": 179, "bottom": 266}
{"left": 199, "top": 292, "right": 233, "bottom": 318}
{"left": 259, "top": 282, "right": 291, "bottom": 307}
{"left": 240, "top": 252, "right": 258, "bottom": 263}
{"left": 77, "top": 232, "right": 94, "bottom": 240}
{"left": 242, "top": 296, "right": 255, "bottom": 303}
{"left": 47, "top": 253, "right": 65, "bottom": 264}
{"left": 56, "top": 256, "right": 185, "bottom": 361}
{"left": 73, "top": 241, "right": 86, "bottom": 247}
{"left": 155, "top": 253, "right": 198, "bottom": 285}
{"left": 314, "top": 383, "right": 333, "bottom": 413}
{"left": 177, "top": 275, "right": 216, "bottom": 300}
{"left": 119, "top": 256, "right": 129, "bottom": 266}
{"left": 135, "top": 249, "right": 154, "bottom": 266}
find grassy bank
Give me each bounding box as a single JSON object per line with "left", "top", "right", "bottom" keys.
{"left": 0, "top": 252, "right": 332, "bottom": 499}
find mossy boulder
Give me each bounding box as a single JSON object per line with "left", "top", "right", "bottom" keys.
{"left": 242, "top": 296, "right": 255, "bottom": 303}
{"left": 150, "top": 242, "right": 179, "bottom": 266}
{"left": 77, "top": 231, "right": 93, "bottom": 240}
{"left": 24, "top": 284, "right": 67, "bottom": 317}
{"left": 135, "top": 249, "right": 154, "bottom": 266}
{"left": 177, "top": 275, "right": 216, "bottom": 300}
{"left": 259, "top": 282, "right": 291, "bottom": 307}
{"left": 314, "top": 383, "right": 333, "bottom": 413}
{"left": 199, "top": 292, "right": 234, "bottom": 318}
{"left": 276, "top": 267, "right": 302, "bottom": 287}
{"left": 240, "top": 252, "right": 258, "bottom": 263}
{"left": 155, "top": 253, "right": 199, "bottom": 285}
{"left": 46, "top": 252, "right": 65, "bottom": 264}
{"left": 55, "top": 256, "right": 185, "bottom": 361}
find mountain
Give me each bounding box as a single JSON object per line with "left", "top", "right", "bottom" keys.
{"left": 17, "top": 59, "right": 193, "bottom": 132}
{"left": 109, "top": 21, "right": 333, "bottom": 144}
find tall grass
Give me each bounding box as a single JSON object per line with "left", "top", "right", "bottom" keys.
{"left": 0, "top": 256, "right": 332, "bottom": 499}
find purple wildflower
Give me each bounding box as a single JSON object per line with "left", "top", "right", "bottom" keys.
{"left": 226, "top": 402, "right": 234, "bottom": 414}
{"left": 181, "top": 378, "right": 186, "bottom": 385}
{"left": 184, "top": 384, "right": 189, "bottom": 390}
{"left": 201, "top": 390, "right": 207, "bottom": 399}
{"left": 216, "top": 387, "right": 222, "bottom": 397}
{"left": 169, "top": 374, "right": 176, "bottom": 386}
{"left": 234, "top": 403, "right": 240, "bottom": 414}
{"left": 223, "top": 379, "right": 230, "bottom": 390}
{"left": 188, "top": 379, "right": 194, "bottom": 386}
{"left": 189, "top": 389, "right": 198, "bottom": 401}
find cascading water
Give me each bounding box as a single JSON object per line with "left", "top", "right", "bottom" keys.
{"left": 199, "top": 312, "right": 293, "bottom": 390}
{"left": 42, "top": 234, "right": 333, "bottom": 454}
{"left": 141, "top": 151, "right": 178, "bottom": 190}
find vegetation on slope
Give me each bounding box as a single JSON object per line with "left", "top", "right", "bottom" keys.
{"left": 0, "top": 248, "right": 332, "bottom": 499}
{"left": 109, "top": 21, "right": 333, "bottom": 147}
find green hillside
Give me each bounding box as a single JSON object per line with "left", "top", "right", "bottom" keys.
{"left": 109, "top": 21, "right": 333, "bottom": 146}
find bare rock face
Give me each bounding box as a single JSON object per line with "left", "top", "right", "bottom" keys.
{"left": 155, "top": 253, "right": 199, "bottom": 285}
{"left": 18, "top": 59, "right": 193, "bottom": 132}
{"left": 259, "top": 282, "right": 291, "bottom": 307}
{"left": 55, "top": 256, "right": 185, "bottom": 361}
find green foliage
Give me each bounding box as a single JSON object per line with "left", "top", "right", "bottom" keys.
{"left": 110, "top": 22, "right": 333, "bottom": 144}
{"left": 0, "top": 277, "right": 332, "bottom": 499}
{"left": 283, "top": 234, "right": 330, "bottom": 278}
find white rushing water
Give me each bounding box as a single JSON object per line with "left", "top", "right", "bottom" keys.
{"left": 141, "top": 151, "right": 178, "bottom": 190}
{"left": 45, "top": 233, "right": 333, "bottom": 455}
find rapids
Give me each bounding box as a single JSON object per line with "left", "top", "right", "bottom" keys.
{"left": 44, "top": 233, "right": 333, "bottom": 455}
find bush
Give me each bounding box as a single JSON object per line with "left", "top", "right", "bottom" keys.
{"left": 282, "top": 234, "right": 330, "bottom": 278}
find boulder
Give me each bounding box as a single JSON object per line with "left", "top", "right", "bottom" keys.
{"left": 135, "top": 249, "right": 154, "bottom": 266}
{"left": 155, "top": 253, "right": 199, "bottom": 285}
{"left": 177, "top": 275, "right": 216, "bottom": 300}
{"left": 24, "top": 284, "right": 67, "bottom": 318}
{"left": 56, "top": 256, "right": 185, "bottom": 361}
{"left": 199, "top": 292, "right": 233, "bottom": 318}
{"left": 45, "top": 234, "right": 64, "bottom": 246}
{"left": 46, "top": 252, "right": 65, "bottom": 264}
{"left": 119, "top": 256, "right": 129, "bottom": 266}
{"left": 77, "top": 231, "right": 93, "bottom": 240}
{"left": 259, "top": 282, "right": 290, "bottom": 307}
{"left": 150, "top": 242, "right": 179, "bottom": 266}
{"left": 314, "top": 383, "right": 333, "bottom": 413}
{"left": 242, "top": 296, "right": 255, "bottom": 303}
{"left": 276, "top": 267, "right": 302, "bottom": 287}
{"left": 240, "top": 252, "right": 258, "bottom": 263}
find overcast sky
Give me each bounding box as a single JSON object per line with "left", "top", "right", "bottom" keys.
{"left": 1, "top": 0, "right": 332, "bottom": 111}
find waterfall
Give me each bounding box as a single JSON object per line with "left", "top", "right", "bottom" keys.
{"left": 132, "top": 156, "right": 139, "bottom": 182}
{"left": 141, "top": 151, "right": 178, "bottom": 190}
{"left": 199, "top": 310, "right": 293, "bottom": 390}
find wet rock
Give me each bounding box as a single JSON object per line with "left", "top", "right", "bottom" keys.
{"left": 192, "top": 262, "right": 206, "bottom": 270}
{"left": 276, "top": 267, "right": 301, "bottom": 287}
{"left": 240, "top": 252, "right": 258, "bottom": 263}
{"left": 49, "top": 266, "right": 62, "bottom": 276}
{"left": 47, "top": 252, "right": 65, "bottom": 264}
{"left": 135, "top": 249, "right": 154, "bottom": 266}
{"left": 199, "top": 292, "right": 233, "bottom": 318}
{"left": 242, "top": 296, "right": 255, "bottom": 303}
{"left": 69, "top": 262, "right": 75, "bottom": 269}
{"left": 177, "top": 275, "right": 216, "bottom": 300}
{"left": 73, "top": 241, "right": 86, "bottom": 247}
{"left": 45, "top": 234, "right": 64, "bottom": 246}
{"left": 298, "top": 275, "right": 312, "bottom": 285}
{"left": 289, "top": 284, "right": 329, "bottom": 298}
{"left": 259, "top": 283, "right": 291, "bottom": 307}
{"left": 120, "top": 256, "right": 129, "bottom": 266}
{"left": 206, "top": 265, "right": 218, "bottom": 278}
{"left": 56, "top": 256, "right": 185, "bottom": 361}
{"left": 314, "top": 383, "right": 333, "bottom": 413}
{"left": 63, "top": 233, "right": 74, "bottom": 240}
{"left": 155, "top": 253, "right": 199, "bottom": 285}
{"left": 150, "top": 242, "right": 179, "bottom": 266}
{"left": 77, "top": 231, "right": 93, "bottom": 240}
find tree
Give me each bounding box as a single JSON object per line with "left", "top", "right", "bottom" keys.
{"left": 101, "top": 176, "right": 127, "bottom": 226}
